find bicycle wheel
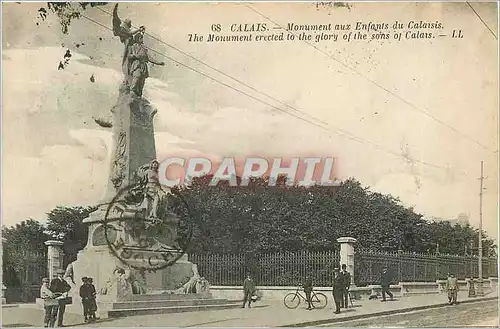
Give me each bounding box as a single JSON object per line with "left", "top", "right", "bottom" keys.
{"left": 283, "top": 293, "right": 301, "bottom": 309}
{"left": 310, "top": 292, "right": 328, "bottom": 309}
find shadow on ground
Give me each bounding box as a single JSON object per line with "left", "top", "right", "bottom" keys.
{"left": 4, "top": 324, "right": 35, "bottom": 328}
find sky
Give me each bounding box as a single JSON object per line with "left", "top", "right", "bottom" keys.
{"left": 2, "top": 2, "right": 498, "bottom": 241}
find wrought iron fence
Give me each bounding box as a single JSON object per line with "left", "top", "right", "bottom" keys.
{"left": 355, "top": 248, "right": 498, "bottom": 285}
{"left": 3, "top": 250, "right": 47, "bottom": 303}
{"left": 190, "top": 250, "right": 340, "bottom": 286}
{"left": 190, "top": 249, "right": 498, "bottom": 286}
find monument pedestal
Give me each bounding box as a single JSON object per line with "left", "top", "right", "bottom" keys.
{"left": 62, "top": 93, "right": 231, "bottom": 315}
{"left": 71, "top": 204, "right": 197, "bottom": 296}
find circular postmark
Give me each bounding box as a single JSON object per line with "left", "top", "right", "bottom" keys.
{"left": 103, "top": 183, "right": 194, "bottom": 272}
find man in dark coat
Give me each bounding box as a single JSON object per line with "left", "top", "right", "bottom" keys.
{"left": 380, "top": 267, "right": 394, "bottom": 302}
{"left": 242, "top": 273, "right": 255, "bottom": 308}
{"left": 87, "top": 278, "right": 98, "bottom": 320}
{"left": 79, "top": 277, "right": 98, "bottom": 322}
{"left": 340, "top": 264, "right": 351, "bottom": 308}
{"left": 332, "top": 267, "right": 344, "bottom": 314}
{"left": 303, "top": 275, "right": 313, "bottom": 310}
{"left": 79, "top": 277, "right": 91, "bottom": 322}
{"left": 50, "top": 269, "right": 72, "bottom": 327}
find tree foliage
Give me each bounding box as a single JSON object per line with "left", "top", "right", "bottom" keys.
{"left": 2, "top": 207, "right": 92, "bottom": 288}
{"left": 36, "top": 2, "right": 108, "bottom": 34}
{"left": 182, "top": 176, "right": 497, "bottom": 258}
{"left": 45, "top": 206, "right": 93, "bottom": 267}
{"left": 2, "top": 220, "right": 48, "bottom": 286}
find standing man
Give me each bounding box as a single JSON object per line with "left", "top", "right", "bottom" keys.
{"left": 50, "top": 269, "right": 71, "bottom": 327}
{"left": 303, "top": 275, "right": 313, "bottom": 310}
{"left": 445, "top": 273, "right": 452, "bottom": 303}
{"left": 340, "top": 264, "right": 351, "bottom": 308}
{"left": 467, "top": 276, "right": 476, "bottom": 298}
{"left": 40, "top": 277, "right": 58, "bottom": 327}
{"left": 380, "top": 267, "right": 394, "bottom": 302}
{"left": 242, "top": 273, "right": 255, "bottom": 308}
{"left": 446, "top": 273, "right": 459, "bottom": 305}
{"left": 332, "top": 267, "right": 344, "bottom": 314}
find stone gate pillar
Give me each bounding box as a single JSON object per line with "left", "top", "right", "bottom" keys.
{"left": 337, "top": 237, "right": 357, "bottom": 287}
{"left": 44, "top": 240, "right": 64, "bottom": 281}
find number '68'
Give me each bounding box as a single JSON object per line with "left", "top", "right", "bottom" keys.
{"left": 211, "top": 24, "right": 221, "bottom": 32}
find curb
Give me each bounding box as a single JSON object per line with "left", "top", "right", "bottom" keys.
{"left": 279, "top": 296, "right": 498, "bottom": 327}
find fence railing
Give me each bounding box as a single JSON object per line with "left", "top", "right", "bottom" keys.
{"left": 190, "top": 250, "right": 498, "bottom": 286}
{"left": 355, "top": 249, "right": 498, "bottom": 285}
{"left": 190, "top": 250, "right": 340, "bottom": 286}
{"left": 3, "top": 250, "right": 47, "bottom": 303}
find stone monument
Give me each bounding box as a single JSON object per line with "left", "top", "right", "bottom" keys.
{"left": 66, "top": 4, "right": 214, "bottom": 313}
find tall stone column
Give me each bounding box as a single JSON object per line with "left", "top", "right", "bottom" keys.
{"left": 337, "top": 237, "right": 357, "bottom": 287}
{"left": 45, "top": 240, "right": 64, "bottom": 281}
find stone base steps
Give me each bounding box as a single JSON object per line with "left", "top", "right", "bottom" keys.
{"left": 403, "top": 291, "right": 440, "bottom": 296}
{"left": 107, "top": 302, "right": 242, "bottom": 317}
{"left": 96, "top": 293, "right": 243, "bottom": 317}
{"left": 107, "top": 298, "right": 233, "bottom": 310}
{"left": 127, "top": 293, "right": 211, "bottom": 301}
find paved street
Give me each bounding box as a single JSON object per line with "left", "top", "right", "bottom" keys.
{"left": 2, "top": 292, "right": 497, "bottom": 327}
{"left": 320, "top": 300, "right": 498, "bottom": 327}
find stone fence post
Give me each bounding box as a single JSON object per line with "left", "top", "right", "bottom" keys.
{"left": 337, "top": 237, "right": 357, "bottom": 287}
{"left": 44, "top": 240, "right": 64, "bottom": 281}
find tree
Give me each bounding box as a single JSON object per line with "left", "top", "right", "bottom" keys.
{"left": 45, "top": 206, "right": 93, "bottom": 267}
{"left": 2, "top": 220, "right": 49, "bottom": 287}
{"left": 36, "top": 2, "right": 108, "bottom": 34}
{"left": 181, "top": 175, "right": 497, "bottom": 257}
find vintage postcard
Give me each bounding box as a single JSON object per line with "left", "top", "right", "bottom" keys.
{"left": 1, "top": 1, "right": 498, "bottom": 328}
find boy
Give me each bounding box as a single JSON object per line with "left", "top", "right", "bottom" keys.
{"left": 79, "top": 277, "right": 97, "bottom": 322}
{"left": 87, "top": 278, "right": 98, "bottom": 321}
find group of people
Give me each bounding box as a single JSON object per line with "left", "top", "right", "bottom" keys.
{"left": 40, "top": 269, "right": 71, "bottom": 327}
{"left": 79, "top": 277, "right": 98, "bottom": 322}
{"left": 306, "top": 265, "right": 394, "bottom": 313}
{"left": 304, "top": 264, "right": 352, "bottom": 313}
{"left": 330, "top": 264, "right": 352, "bottom": 313}
{"left": 40, "top": 270, "right": 99, "bottom": 327}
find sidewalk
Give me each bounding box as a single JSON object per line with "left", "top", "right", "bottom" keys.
{"left": 2, "top": 291, "right": 497, "bottom": 327}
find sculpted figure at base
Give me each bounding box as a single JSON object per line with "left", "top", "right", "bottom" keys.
{"left": 63, "top": 262, "right": 76, "bottom": 286}
{"left": 100, "top": 267, "right": 133, "bottom": 299}
{"left": 136, "top": 160, "right": 170, "bottom": 220}
{"left": 175, "top": 263, "right": 211, "bottom": 294}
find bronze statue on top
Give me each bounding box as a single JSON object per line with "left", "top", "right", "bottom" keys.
{"left": 112, "top": 4, "right": 164, "bottom": 98}
{"left": 95, "top": 4, "right": 164, "bottom": 128}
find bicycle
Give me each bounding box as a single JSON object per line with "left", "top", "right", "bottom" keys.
{"left": 283, "top": 286, "right": 328, "bottom": 309}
